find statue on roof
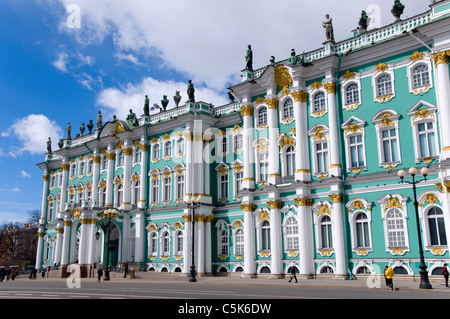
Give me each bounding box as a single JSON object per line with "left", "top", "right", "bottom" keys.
{"left": 126, "top": 109, "right": 139, "bottom": 127}
{"left": 173, "top": 91, "right": 181, "bottom": 107}
{"left": 288, "top": 49, "right": 298, "bottom": 65}
{"left": 79, "top": 122, "right": 85, "bottom": 136}
{"left": 144, "top": 95, "right": 150, "bottom": 116}
{"left": 161, "top": 95, "right": 169, "bottom": 111}
{"left": 322, "top": 14, "right": 335, "bottom": 42}
{"left": 96, "top": 111, "right": 102, "bottom": 130}
{"left": 245, "top": 45, "right": 253, "bottom": 70}
{"left": 391, "top": 0, "right": 405, "bottom": 22}
{"left": 269, "top": 56, "right": 275, "bottom": 66}
{"left": 47, "top": 137, "right": 52, "bottom": 154}
{"left": 358, "top": 10, "right": 369, "bottom": 33}
{"left": 66, "top": 122, "right": 71, "bottom": 140}
{"left": 187, "top": 80, "right": 195, "bottom": 102}
{"left": 87, "top": 119, "right": 94, "bottom": 134}
{"left": 58, "top": 138, "right": 64, "bottom": 149}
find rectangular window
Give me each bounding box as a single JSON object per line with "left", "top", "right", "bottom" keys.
{"left": 163, "top": 177, "right": 171, "bottom": 202}
{"left": 418, "top": 122, "right": 437, "bottom": 157}
{"left": 176, "top": 175, "right": 184, "bottom": 200}
{"left": 349, "top": 134, "right": 365, "bottom": 168}
{"left": 152, "top": 179, "right": 159, "bottom": 203}
{"left": 235, "top": 172, "right": 243, "bottom": 195}
{"left": 381, "top": 128, "right": 399, "bottom": 163}
{"left": 315, "top": 142, "right": 329, "bottom": 173}
{"left": 220, "top": 174, "right": 228, "bottom": 199}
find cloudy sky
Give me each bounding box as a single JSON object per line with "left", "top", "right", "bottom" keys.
{"left": 0, "top": 0, "right": 428, "bottom": 224}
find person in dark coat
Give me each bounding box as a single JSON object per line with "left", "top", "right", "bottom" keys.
{"left": 288, "top": 266, "right": 298, "bottom": 283}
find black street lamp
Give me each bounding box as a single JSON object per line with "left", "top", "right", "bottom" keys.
{"left": 398, "top": 167, "right": 432, "bottom": 289}
{"left": 186, "top": 196, "right": 201, "bottom": 282}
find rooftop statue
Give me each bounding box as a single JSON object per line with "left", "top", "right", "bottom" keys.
{"left": 126, "top": 109, "right": 139, "bottom": 127}
{"left": 322, "top": 14, "right": 335, "bottom": 42}
{"left": 66, "top": 122, "right": 71, "bottom": 140}
{"left": 173, "top": 91, "right": 181, "bottom": 107}
{"left": 161, "top": 95, "right": 169, "bottom": 111}
{"left": 79, "top": 122, "right": 85, "bottom": 136}
{"left": 144, "top": 95, "right": 150, "bottom": 116}
{"left": 245, "top": 45, "right": 253, "bottom": 70}
{"left": 187, "top": 80, "right": 195, "bottom": 102}
{"left": 97, "top": 111, "right": 103, "bottom": 130}
{"left": 269, "top": 56, "right": 275, "bottom": 66}
{"left": 87, "top": 119, "right": 94, "bottom": 134}
{"left": 47, "top": 137, "right": 52, "bottom": 154}
{"left": 288, "top": 49, "right": 298, "bottom": 64}
{"left": 391, "top": 0, "right": 405, "bottom": 22}
{"left": 58, "top": 138, "right": 64, "bottom": 149}
{"left": 358, "top": 10, "right": 369, "bottom": 32}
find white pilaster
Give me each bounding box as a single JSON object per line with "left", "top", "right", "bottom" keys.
{"left": 433, "top": 51, "right": 450, "bottom": 159}
{"left": 267, "top": 99, "right": 280, "bottom": 185}
{"left": 293, "top": 91, "right": 311, "bottom": 181}
{"left": 325, "top": 82, "right": 341, "bottom": 177}
{"left": 241, "top": 106, "right": 255, "bottom": 189}
{"left": 242, "top": 203, "right": 256, "bottom": 277}
{"left": 268, "top": 200, "right": 282, "bottom": 277}
{"left": 329, "top": 193, "right": 348, "bottom": 278}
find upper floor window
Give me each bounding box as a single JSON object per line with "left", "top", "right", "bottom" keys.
{"left": 257, "top": 106, "right": 267, "bottom": 126}
{"left": 285, "top": 146, "right": 295, "bottom": 177}
{"left": 117, "top": 151, "right": 124, "bottom": 167}
{"left": 164, "top": 141, "right": 172, "bottom": 158}
{"left": 134, "top": 147, "right": 142, "bottom": 163}
{"left": 152, "top": 144, "right": 160, "bottom": 160}
{"left": 418, "top": 121, "right": 437, "bottom": 158}
{"left": 412, "top": 64, "right": 430, "bottom": 88}
{"left": 376, "top": 74, "right": 392, "bottom": 97}
{"left": 234, "top": 134, "right": 243, "bottom": 153}
{"left": 313, "top": 91, "right": 326, "bottom": 112}
{"left": 282, "top": 98, "right": 294, "bottom": 119}
{"left": 345, "top": 83, "right": 359, "bottom": 105}
{"left": 349, "top": 134, "right": 365, "bottom": 168}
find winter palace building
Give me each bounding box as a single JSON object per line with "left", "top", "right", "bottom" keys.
{"left": 36, "top": 1, "right": 450, "bottom": 280}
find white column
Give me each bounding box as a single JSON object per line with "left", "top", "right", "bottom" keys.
{"left": 204, "top": 215, "right": 212, "bottom": 274}
{"left": 121, "top": 214, "right": 130, "bottom": 263}
{"left": 36, "top": 172, "right": 49, "bottom": 269}
{"left": 35, "top": 231, "right": 44, "bottom": 270}
{"left": 293, "top": 91, "right": 311, "bottom": 181}
{"left": 122, "top": 140, "right": 132, "bottom": 210}
{"left": 267, "top": 99, "right": 280, "bottom": 185}
{"left": 138, "top": 139, "right": 148, "bottom": 209}
{"left": 242, "top": 204, "right": 256, "bottom": 277}
{"left": 184, "top": 131, "right": 193, "bottom": 200}
{"left": 60, "top": 159, "right": 69, "bottom": 212}
{"left": 78, "top": 217, "right": 89, "bottom": 266}
{"left": 433, "top": 51, "right": 450, "bottom": 159}
{"left": 241, "top": 106, "right": 255, "bottom": 189}
{"left": 329, "top": 193, "right": 348, "bottom": 278}
{"left": 294, "top": 197, "right": 314, "bottom": 278}
{"left": 54, "top": 222, "right": 64, "bottom": 265}
{"left": 193, "top": 124, "right": 204, "bottom": 197}
{"left": 196, "top": 215, "right": 205, "bottom": 275}
{"left": 105, "top": 143, "right": 115, "bottom": 207}
{"left": 60, "top": 215, "right": 72, "bottom": 266}
{"left": 325, "top": 82, "right": 341, "bottom": 177}
{"left": 182, "top": 212, "right": 192, "bottom": 274}
{"left": 267, "top": 200, "right": 282, "bottom": 277}
{"left": 134, "top": 211, "right": 146, "bottom": 267}
{"left": 91, "top": 149, "right": 101, "bottom": 207}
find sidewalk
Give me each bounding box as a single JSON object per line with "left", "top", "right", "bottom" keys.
{"left": 13, "top": 271, "right": 450, "bottom": 294}
{"left": 121, "top": 271, "right": 450, "bottom": 294}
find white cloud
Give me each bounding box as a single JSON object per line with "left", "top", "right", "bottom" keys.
{"left": 3, "top": 114, "right": 63, "bottom": 156}
{"left": 54, "top": 0, "right": 428, "bottom": 91}
{"left": 20, "top": 170, "right": 31, "bottom": 178}
{"left": 114, "top": 53, "right": 143, "bottom": 66}
{"left": 96, "top": 76, "right": 229, "bottom": 120}
{"left": 52, "top": 52, "right": 69, "bottom": 72}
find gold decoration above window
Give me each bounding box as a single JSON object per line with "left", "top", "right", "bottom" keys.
{"left": 375, "top": 62, "right": 388, "bottom": 72}
{"left": 310, "top": 81, "right": 322, "bottom": 90}
{"left": 343, "top": 70, "right": 355, "bottom": 79}
{"left": 275, "top": 64, "right": 293, "bottom": 89}
{"left": 316, "top": 204, "right": 331, "bottom": 217}
{"left": 424, "top": 193, "right": 439, "bottom": 205}
{"left": 409, "top": 50, "right": 424, "bottom": 61}
{"left": 385, "top": 197, "right": 402, "bottom": 211}
{"left": 257, "top": 210, "right": 270, "bottom": 222}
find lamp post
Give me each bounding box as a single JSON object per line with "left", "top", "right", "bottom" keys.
{"left": 398, "top": 167, "right": 432, "bottom": 289}
{"left": 186, "top": 196, "right": 201, "bottom": 282}
{"left": 98, "top": 208, "right": 119, "bottom": 281}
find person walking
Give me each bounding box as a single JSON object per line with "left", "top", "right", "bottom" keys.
{"left": 385, "top": 265, "right": 394, "bottom": 291}
{"left": 442, "top": 263, "right": 449, "bottom": 287}
{"left": 97, "top": 266, "right": 103, "bottom": 283}
{"left": 288, "top": 266, "right": 298, "bottom": 283}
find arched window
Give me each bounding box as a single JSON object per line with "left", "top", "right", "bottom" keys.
{"left": 133, "top": 181, "right": 140, "bottom": 205}
{"left": 117, "top": 151, "right": 124, "bottom": 167}
{"left": 176, "top": 138, "right": 184, "bottom": 155}
{"left": 376, "top": 74, "right": 392, "bottom": 97}
{"left": 134, "top": 147, "right": 142, "bottom": 163}
{"left": 219, "top": 229, "right": 229, "bottom": 255}
{"left": 79, "top": 162, "right": 85, "bottom": 175}
{"left": 150, "top": 232, "right": 157, "bottom": 255}
{"left": 235, "top": 228, "right": 244, "bottom": 255}
{"left": 285, "top": 217, "right": 299, "bottom": 250}
{"left": 234, "top": 134, "right": 243, "bottom": 152}
{"left": 258, "top": 106, "right": 267, "bottom": 126}
{"left": 355, "top": 212, "right": 370, "bottom": 248}
{"left": 313, "top": 91, "right": 326, "bottom": 112}
{"left": 345, "top": 83, "right": 359, "bottom": 104}
{"left": 261, "top": 220, "right": 271, "bottom": 251}
{"left": 175, "top": 230, "right": 183, "bottom": 255}
{"left": 116, "top": 184, "right": 123, "bottom": 207}
{"left": 427, "top": 207, "right": 447, "bottom": 246}
{"left": 283, "top": 98, "right": 294, "bottom": 119}
{"left": 164, "top": 141, "right": 172, "bottom": 158}
{"left": 87, "top": 159, "right": 94, "bottom": 174}
{"left": 153, "top": 144, "right": 160, "bottom": 160}
{"left": 285, "top": 146, "right": 295, "bottom": 177}
{"left": 386, "top": 209, "right": 406, "bottom": 247}
{"left": 162, "top": 231, "right": 170, "bottom": 256}
{"left": 320, "top": 215, "right": 333, "bottom": 249}
{"left": 412, "top": 64, "right": 430, "bottom": 88}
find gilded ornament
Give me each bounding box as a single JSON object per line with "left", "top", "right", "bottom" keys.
{"left": 316, "top": 204, "right": 331, "bottom": 216}
{"left": 313, "top": 127, "right": 326, "bottom": 141}
{"left": 328, "top": 193, "right": 343, "bottom": 203}
{"left": 267, "top": 200, "right": 282, "bottom": 209}
{"left": 240, "top": 204, "right": 255, "bottom": 212}
{"left": 424, "top": 193, "right": 439, "bottom": 205}
{"left": 385, "top": 197, "right": 402, "bottom": 211}
{"left": 106, "top": 152, "right": 115, "bottom": 160}
{"left": 292, "top": 91, "right": 307, "bottom": 102}
{"left": 275, "top": 64, "right": 293, "bottom": 89}
{"left": 342, "top": 70, "right": 355, "bottom": 79}
{"left": 375, "top": 62, "right": 388, "bottom": 72}
{"left": 257, "top": 211, "right": 270, "bottom": 222}
{"left": 324, "top": 82, "right": 336, "bottom": 94}
{"left": 409, "top": 50, "right": 424, "bottom": 61}
{"left": 123, "top": 148, "right": 133, "bottom": 156}
{"left": 353, "top": 200, "right": 364, "bottom": 210}
{"left": 266, "top": 98, "right": 278, "bottom": 110}
{"left": 240, "top": 105, "right": 253, "bottom": 117}
{"left": 310, "top": 81, "right": 322, "bottom": 90}
{"left": 432, "top": 51, "right": 448, "bottom": 66}
{"left": 294, "top": 197, "right": 312, "bottom": 206}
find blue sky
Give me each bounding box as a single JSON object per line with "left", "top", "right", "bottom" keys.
{"left": 0, "top": 0, "right": 428, "bottom": 224}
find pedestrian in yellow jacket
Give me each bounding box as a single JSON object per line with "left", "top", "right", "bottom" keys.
{"left": 384, "top": 266, "right": 394, "bottom": 291}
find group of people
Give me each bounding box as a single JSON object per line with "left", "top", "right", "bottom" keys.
{"left": 0, "top": 268, "right": 18, "bottom": 281}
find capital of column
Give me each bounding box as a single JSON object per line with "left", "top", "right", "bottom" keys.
{"left": 294, "top": 197, "right": 313, "bottom": 206}
{"left": 240, "top": 105, "right": 254, "bottom": 117}
{"left": 106, "top": 152, "right": 115, "bottom": 160}
{"left": 328, "top": 193, "right": 343, "bottom": 203}
{"left": 292, "top": 91, "right": 308, "bottom": 102}
{"left": 324, "top": 82, "right": 336, "bottom": 94}
{"left": 240, "top": 203, "right": 255, "bottom": 212}
{"left": 432, "top": 50, "right": 449, "bottom": 67}
{"left": 123, "top": 147, "right": 133, "bottom": 156}
{"left": 267, "top": 200, "right": 282, "bottom": 209}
